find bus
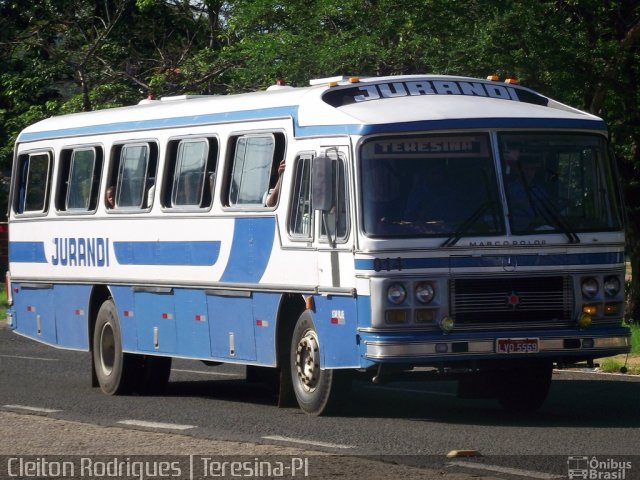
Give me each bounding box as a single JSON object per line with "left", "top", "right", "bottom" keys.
{"left": 6, "top": 74, "right": 630, "bottom": 415}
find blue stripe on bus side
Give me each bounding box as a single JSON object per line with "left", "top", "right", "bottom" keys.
{"left": 354, "top": 252, "right": 624, "bottom": 270}
{"left": 17, "top": 103, "right": 607, "bottom": 143}
{"left": 112, "top": 241, "right": 221, "bottom": 266}
{"left": 9, "top": 241, "right": 47, "bottom": 263}
{"left": 220, "top": 217, "right": 276, "bottom": 283}
{"left": 18, "top": 106, "right": 299, "bottom": 142}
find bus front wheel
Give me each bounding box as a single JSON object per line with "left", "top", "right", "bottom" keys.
{"left": 92, "top": 299, "right": 138, "bottom": 395}
{"left": 290, "top": 311, "right": 348, "bottom": 415}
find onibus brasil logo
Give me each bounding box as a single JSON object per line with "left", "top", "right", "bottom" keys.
{"left": 568, "top": 456, "right": 632, "bottom": 480}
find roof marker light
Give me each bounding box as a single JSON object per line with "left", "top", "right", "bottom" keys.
{"left": 348, "top": 76, "right": 360, "bottom": 83}
{"left": 486, "top": 75, "right": 500, "bottom": 81}
{"left": 505, "top": 78, "right": 519, "bottom": 84}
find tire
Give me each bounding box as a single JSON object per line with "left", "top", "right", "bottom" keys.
{"left": 496, "top": 362, "right": 553, "bottom": 413}
{"left": 92, "top": 299, "right": 140, "bottom": 395}
{"left": 290, "top": 311, "right": 349, "bottom": 415}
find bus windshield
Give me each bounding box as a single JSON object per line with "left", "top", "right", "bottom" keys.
{"left": 499, "top": 133, "right": 622, "bottom": 235}
{"left": 360, "top": 134, "right": 504, "bottom": 237}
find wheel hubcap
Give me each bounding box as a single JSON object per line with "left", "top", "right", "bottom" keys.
{"left": 99, "top": 323, "right": 115, "bottom": 376}
{"left": 295, "top": 329, "right": 320, "bottom": 392}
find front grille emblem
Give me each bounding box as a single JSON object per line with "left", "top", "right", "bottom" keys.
{"left": 507, "top": 292, "right": 520, "bottom": 308}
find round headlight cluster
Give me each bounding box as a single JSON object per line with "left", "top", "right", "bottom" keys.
{"left": 415, "top": 282, "right": 435, "bottom": 304}
{"left": 581, "top": 278, "right": 599, "bottom": 299}
{"left": 604, "top": 276, "right": 621, "bottom": 297}
{"left": 387, "top": 284, "right": 407, "bottom": 304}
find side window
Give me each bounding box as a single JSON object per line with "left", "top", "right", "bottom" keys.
{"left": 14, "top": 151, "right": 52, "bottom": 214}
{"left": 321, "top": 155, "right": 349, "bottom": 241}
{"left": 227, "top": 133, "right": 285, "bottom": 207}
{"left": 56, "top": 147, "right": 103, "bottom": 212}
{"left": 163, "top": 137, "right": 217, "bottom": 209}
{"left": 107, "top": 142, "right": 158, "bottom": 210}
{"left": 288, "top": 154, "right": 313, "bottom": 239}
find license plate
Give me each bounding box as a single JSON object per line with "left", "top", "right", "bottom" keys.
{"left": 496, "top": 338, "right": 539, "bottom": 354}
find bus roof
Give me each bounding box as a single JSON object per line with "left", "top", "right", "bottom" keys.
{"left": 17, "top": 75, "right": 606, "bottom": 143}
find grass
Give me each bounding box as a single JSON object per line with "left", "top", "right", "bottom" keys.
{"left": 0, "top": 283, "right": 7, "bottom": 322}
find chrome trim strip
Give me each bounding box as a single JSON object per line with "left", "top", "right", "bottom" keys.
{"left": 365, "top": 336, "right": 629, "bottom": 359}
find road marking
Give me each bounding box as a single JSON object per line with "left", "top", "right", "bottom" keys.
{"left": 171, "top": 368, "right": 240, "bottom": 377}
{"left": 117, "top": 420, "right": 196, "bottom": 431}
{"left": 3, "top": 404, "right": 62, "bottom": 413}
{"left": 0, "top": 354, "right": 58, "bottom": 362}
{"left": 262, "top": 435, "right": 354, "bottom": 450}
{"left": 363, "top": 385, "right": 457, "bottom": 397}
{"left": 448, "top": 460, "right": 564, "bottom": 479}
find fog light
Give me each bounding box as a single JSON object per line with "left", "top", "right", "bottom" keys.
{"left": 582, "top": 338, "right": 595, "bottom": 349}
{"left": 604, "top": 303, "right": 619, "bottom": 315}
{"left": 582, "top": 304, "right": 598, "bottom": 316}
{"left": 439, "top": 316, "right": 455, "bottom": 332}
{"left": 435, "top": 343, "right": 448, "bottom": 353}
{"left": 578, "top": 313, "right": 592, "bottom": 328}
{"left": 415, "top": 309, "right": 435, "bottom": 323}
{"left": 386, "top": 310, "right": 408, "bottom": 324}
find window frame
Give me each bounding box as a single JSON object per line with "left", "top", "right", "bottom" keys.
{"left": 54, "top": 145, "right": 104, "bottom": 215}
{"left": 106, "top": 140, "right": 159, "bottom": 212}
{"left": 13, "top": 150, "right": 53, "bottom": 216}
{"left": 223, "top": 131, "right": 286, "bottom": 210}
{"left": 287, "top": 152, "right": 315, "bottom": 241}
{"left": 161, "top": 136, "right": 218, "bottom": 211}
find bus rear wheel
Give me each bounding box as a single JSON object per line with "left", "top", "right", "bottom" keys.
{"left": 290, "top": 311, "right": 348, "bottom": 415}
{"left": 92, "top": 299, "right": 139, "bottom": 395}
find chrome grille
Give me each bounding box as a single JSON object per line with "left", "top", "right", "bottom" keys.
{"left": 450, "top": 276, "right": 573, "bottom": 329}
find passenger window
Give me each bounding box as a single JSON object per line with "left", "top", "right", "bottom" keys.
{"left": 56, "top": 147, "right": 103, "bottom": 212}
{"left": 320, "top": 155, "right": 349, "bottom": 241}
{"left": 14, "top": 151, "right": 52, "bottom": 214}
{"left": 227, "top": 133, "right": 285, "bottom": 207}
{"left": 288, "top": 154, "right": 313, "bottom": 239}
{"left": 107, "top": 142, "right": 158, "bottom": 210}
{"left": 165, "top": 138, "right": 217, "bottom": 209}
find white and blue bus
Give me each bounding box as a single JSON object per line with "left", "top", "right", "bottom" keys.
{"left": 7, "top": 75, "right": 630, "bottom": 415}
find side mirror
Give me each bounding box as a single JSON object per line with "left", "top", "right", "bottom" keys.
{"left": 311, "top": 155, "right": 333, "bottom": 211}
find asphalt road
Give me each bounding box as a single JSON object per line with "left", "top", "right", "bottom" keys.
{"left": 1, "top": 324, "right": 639, "bottom": 479}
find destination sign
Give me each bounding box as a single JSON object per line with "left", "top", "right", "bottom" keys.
{"left": 322, "top": 79, "right": 549, "bottom": 108}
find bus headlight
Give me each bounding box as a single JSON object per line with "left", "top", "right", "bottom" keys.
{"left": 415, "top": 282, "right": 435, "bottom": 304}
{"left": 603, "top": 276, "right": 621, "bottom": 297}
{"left": 581, "top": 278, "right": 599, "bottom": 299}
{"left": 387, "top": 283, "right": 407, "bottom": 305}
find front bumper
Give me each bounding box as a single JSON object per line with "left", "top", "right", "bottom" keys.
{"left": 363, "top": 327, "right": 630, "bottom": 364}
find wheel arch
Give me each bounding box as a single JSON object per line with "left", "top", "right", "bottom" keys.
{"left": 274, "top": 293, "right": 306, "bottom": 368}
{"left": 87, "top": 285, "right": 113, "bottom": 353}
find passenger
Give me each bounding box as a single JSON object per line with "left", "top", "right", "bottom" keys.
{"left": 105, "top": 186, "right": 115, "bottom": 209}
{"left": 266, "top": 159, "right": 285, "bottom": 207}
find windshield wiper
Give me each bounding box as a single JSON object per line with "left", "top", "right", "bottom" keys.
{"left": 441, "top": 200, "right": 497, "bottom": 247}
{"left": 527, "top": 187, "right": 580, "bottom": 243}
